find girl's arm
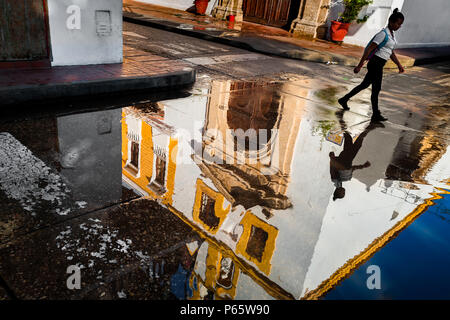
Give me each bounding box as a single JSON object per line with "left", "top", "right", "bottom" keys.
{"left": 354, "top": 42, "right": 378, "bottom": 73}
{"left": 390, "top": 50, "right": 405, "bottom": 73}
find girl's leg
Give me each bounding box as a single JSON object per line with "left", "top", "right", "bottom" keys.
{"left": 369, "top": 58, "right": 388, "bottom": 121}
{"left": 338, "top": 69, "right": 374, "bottom": 109}
{"left": 342, "top": 73, "right": 372, "bottom": 101}
{"left": 370, "top": 67, "right": 383, "bottom": 115}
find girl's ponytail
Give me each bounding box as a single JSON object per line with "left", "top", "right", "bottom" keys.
{"left": 389, "top": 8, "right": 404, "bottom": 23}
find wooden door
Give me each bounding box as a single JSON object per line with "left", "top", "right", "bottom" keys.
{"left": 243, "top": 0, "right": 292, "bottom": 27}
{"left": 0, "top": 0, "right": 50, "bottom": 62}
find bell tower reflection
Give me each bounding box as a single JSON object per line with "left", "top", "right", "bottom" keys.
{"left": 198, "top": 79, "right": 304, "bottom": 216}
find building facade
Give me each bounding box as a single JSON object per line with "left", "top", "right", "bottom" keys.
{"left": 0, "top": 0, "right": 123, "bottom": 68}
{"left": 133, "top": 0, "right": 450, "bottom": 48}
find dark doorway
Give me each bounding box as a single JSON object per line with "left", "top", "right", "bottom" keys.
{"left": 243, "top": 0, "right": 293, "bottom": 28}
{"left": 285, "top": 0, "right": 301, "bottom": 30}
{"left": 0, "top": 0, "right": 51, "bottom": 67}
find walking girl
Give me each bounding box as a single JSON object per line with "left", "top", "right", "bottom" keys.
{"left": 338, "top": 8, "right": 405, "bottom": 122}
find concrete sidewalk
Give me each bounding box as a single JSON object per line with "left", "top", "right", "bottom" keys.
{"left": 0, "top": 46, "right": 195, "bottom": 106}
{"left": 123, "top": 0, "right": 450, "bottom": 69}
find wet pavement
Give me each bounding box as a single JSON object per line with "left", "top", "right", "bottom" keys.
{"left": 0, "top": 63, "right": 449, "bottom": 300}
{"left": 0, "top": 46, "right": 195, "bottom": 106}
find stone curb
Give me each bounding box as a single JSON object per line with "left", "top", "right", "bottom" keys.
{"left": 124, "top": 13, "right": 272, "bottom": 54}
{"left": 0, "top": 69, "right": 196, "bottom": 106}
{"left": 123, "top": 12, "right": 371, "bottom": 67}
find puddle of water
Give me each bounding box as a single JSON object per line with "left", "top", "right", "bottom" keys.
{"left": 0, "top": 77, "right": 449, "bottom": 299}
{"left": 314, "top": 86, "right": 342, "bottom": 105}
{"left": 323, "top": 190, "right": 450, "bottom": 300}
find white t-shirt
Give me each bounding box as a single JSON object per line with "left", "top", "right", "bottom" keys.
{"left": 372, "top": 28, "right": 397, "bottom": 61}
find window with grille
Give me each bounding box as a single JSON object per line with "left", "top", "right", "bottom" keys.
{"left": 217, "top": 257, "right": 234, "bottom": 289}
{"left": 155, "top": 155, "right": 166, "bottom": 186}
{"left": 199, "top": 193, "right": 220, "bottom": 230}
{"left": 245, "top": 225, "right": 268, "bottom": 262}
{"left": 130, "top": 142, "right": 139, "bottom": 168}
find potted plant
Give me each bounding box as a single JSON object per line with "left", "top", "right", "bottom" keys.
{"left": 195, "top": 0, "right": 210, "bottom": 15}
{"left": 330, "top": 0, "right": 373, "bottom": 42}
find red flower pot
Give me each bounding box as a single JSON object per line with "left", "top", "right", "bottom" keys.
{"left": 195, "top": 0, "right": 209, "bottom": 15}
{"left": 330, "top": 20, "right": 350, "bottom": 42}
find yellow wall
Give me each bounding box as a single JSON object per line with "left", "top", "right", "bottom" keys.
{"left": 189, "top": 242, "right": 240, "bottom": 300}
{"left": 192, "top": 178, "right": 231, "bottom": 234}
{"left": 236, "top": 211, "right": 278, "bottom": 276}
{"left": 121, "top": 111, "right": 178, "bottom": 205}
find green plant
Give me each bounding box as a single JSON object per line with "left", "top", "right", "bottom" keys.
{"left": 312, "top": 120, "right": 335, "bottom": 139}
{"left": 339, "top": 0, "right": 373, "bottom": 23}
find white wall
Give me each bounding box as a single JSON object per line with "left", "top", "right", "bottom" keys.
{"left": 135, "top": 0, "right": 216, "bottom": 15}
{"left": 163, "top": 90, "right": 209, "bottom": 217}
{"left": 327, "top": 0, "right": 404, "bottom": 47}
{"left": 57, "top": 109, "right": 123, "bottom": 206}
{"left": 328, "top": 0, "right": 450, "bottom": 48}
{"left": 396, "top": 0, "right": 450, "bottom": 48}
{"left": 48, "top": 0, "right": 123, "bottom": 66}
{"left": 425, "top": 147, "right": 450, "bottom": 189}
{"left": 302, "top": 180, "right": 437, "bottom": 297}
{"left": 267, "top": 117, "right": 335, "bottom": 298}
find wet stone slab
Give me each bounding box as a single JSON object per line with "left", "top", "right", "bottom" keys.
{"left": 0, "top": 110, "right": 140, "bottom": 245}
{"left": 0, "top": 198, "right": 201, "bottom": 300}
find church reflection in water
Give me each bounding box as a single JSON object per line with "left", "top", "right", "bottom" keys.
{"left": 121, "top": 78, "right": 450, "bottom": 300}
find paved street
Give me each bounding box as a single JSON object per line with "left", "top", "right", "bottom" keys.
{"left": 0, "top": 22, "right": 449, "bottom": 300}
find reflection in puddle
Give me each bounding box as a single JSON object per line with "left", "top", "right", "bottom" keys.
{"left": 0, "top": 77, "right": 449, "bottom": 299}
{"left": 119, "top": 78, "right": 450, "bottom": 299}
{"left": 314, "top": 86, "right": 341, "bottom": 105}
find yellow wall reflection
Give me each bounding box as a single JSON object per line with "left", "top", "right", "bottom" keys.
{"left": 121, "top": 106, "right": 178, "bottom": 205}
